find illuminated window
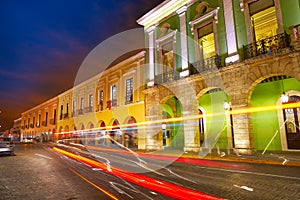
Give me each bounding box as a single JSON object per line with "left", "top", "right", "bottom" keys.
{"left": 197, "top": 23, "right": 215, "bottom": 59}
{"left": 89, "top": 94, "right": 93, "bottom": 107}
{"left": 72, "top": 100, "right": 76, "bottom": 115}
{"left": 125, "top": 78, "right": 133, "bottom": 104}
{"left": 80, "top": 97, "right": 84, "bottom": 109}
{"left": 245, "top": 0, "right": 279, "bottom": 42}
{"left": 161, "top": 41, "right": 174, "bottom": 71}
{"left": 111, "top": 85, "right": 117, "bottom": 106}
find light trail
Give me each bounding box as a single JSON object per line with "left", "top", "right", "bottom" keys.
{"left": 55, "top": 102, "right": 300, "bottom": 136}
{"left": 69, "top": 168, "right": 119, "bottom": 200}
{"left": 53, "top": 147, "right": 223, "bottom": 200}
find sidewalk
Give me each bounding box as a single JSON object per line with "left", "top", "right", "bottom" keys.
{"left": 46, "top": 142, "right": 300, "bottom": 167}
{"left": 143, "top": 148, "right": 300, "bottom": 167}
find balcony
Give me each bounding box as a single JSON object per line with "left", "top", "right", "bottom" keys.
{"left": 243, "top": 32, "right": 291, "bottom": 60}
{"left": 63, "top": 113, "right": 69, "bottom": 119}
{"left": 154, "top": 70, "right": 180, "bottom": 84}
{"left": 72, "top": 111, "right": 77, "bottom": 117}
{"left": 98, "top": 101, "right": 104, "bottom": 111}
{"left": 42, "top": 121, "right": 47, "bottom": 127}
{"left": 77, "top": 109, "right": 84, "bottom": 115}
{"left": 29, "top": 124, "right": 34, "bottom": 128}
{"left": 190, "top": 55, "right": 222, "bottom": 75}
{"left": 50, "top": 118, "right": 55, "bottom": 125}
{"left": 85, "top": 106, "right": 93, "bottom": 113}
{"left": 36, "top": 122, "right": 40, "bottom": 127}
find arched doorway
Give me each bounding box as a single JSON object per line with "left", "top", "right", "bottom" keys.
{"left": 125, "top": 116, "right": 137, "bottom": 148}
{"left": 111, "top": 119, "right": 121, "bottom": 144}
{"left": 97, "top": 121, "right": 106, "bottom": 146}
{"left": 251, "top": 75, "right": 300, "bottom": 151}
{"left": 162, "top": 96, "right": 183, "bottom": 148}
{"left": 282, "top": 95, "right": 300, "bottom": 149}
{"left": 198, "top": 88, "right": 229, "bottom": 151}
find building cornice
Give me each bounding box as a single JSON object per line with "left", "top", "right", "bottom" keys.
{"left": 137, "top": 0, "right": 194, "bottom": 28}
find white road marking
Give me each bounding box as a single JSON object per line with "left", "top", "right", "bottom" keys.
{"left": 35, "top": 153, "right": 53, "bottom": 160}
{"left": 234, "top": 184, "right": 254, "bottom": 191}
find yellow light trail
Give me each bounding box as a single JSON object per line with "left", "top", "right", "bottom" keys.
{"left": 55, "top": 102, "right": 300, "bottom": 135}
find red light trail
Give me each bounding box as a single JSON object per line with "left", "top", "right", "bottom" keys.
{"left": 53, "top": 147, "right": 223, "bottom": 200}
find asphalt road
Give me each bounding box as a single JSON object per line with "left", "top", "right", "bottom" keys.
{"left": 1, "top": 143, "right": 300, "bottom": 200}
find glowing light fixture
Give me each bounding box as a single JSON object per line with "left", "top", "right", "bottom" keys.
{"left": 223, "top": 101, "right": 230, "bottom": 110}
{"left": 280, "top": 78, "right": 289, "bottom": 103}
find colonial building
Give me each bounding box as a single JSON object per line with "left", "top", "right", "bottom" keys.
{"left": 56, "top": 51, "right": 146, "bottom": 148}
{"left": 18, "top": 0, "right": 300, "bottom": 155}
{"left": 21, "top": 96, "right": 58, "bottom": 142}
{"left": 137, "top": 0, "right": 300, "bottom": 153}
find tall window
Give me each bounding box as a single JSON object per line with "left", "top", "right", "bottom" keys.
{"left": 80, "top": 97, "right": 84, "bottom": 109}
{"left": 161, "top": 41, "right": 174, "bottom": 71}
{"left": 60, "top": 105, "right": 63, "bottom": 120}
{"left": 197, "top": 23, "right": 215, "bottom": 60}
{"left": 79, "top": 97, "right": 84, "bottom": 115}
{"left": 72, "top": 100, "right": 76, "bottom": 116}
{"left": 250, "top": 1, "right": 277, "bottom": 42}
{"left": 125, "top": 78, "right": 133, "bottom": 104}
{"left": 45, "top": 112, "right": 48, "bottom": 126}
{"left": 98, "top": 90, "right": 104, "bottom": 111}
{"left": 111, "top": 85, "right": 117, "bottom": 106}
{"left": 89, "top": 94, "right": 93, "bottom": 107}
{"left": 66, "top": 103, "right": 69, "bottom": 115}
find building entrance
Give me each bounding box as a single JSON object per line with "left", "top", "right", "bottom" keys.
{"left": 283, "top": 96, "right": 300, "bottom": 149}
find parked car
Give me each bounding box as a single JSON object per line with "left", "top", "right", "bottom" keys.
{"left": 0, "top": 141, "right": 15, "bottom": 156}
{"left": 22, "top": 138, "right": 33, "bottom": 144}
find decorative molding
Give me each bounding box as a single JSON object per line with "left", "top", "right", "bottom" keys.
{"left": 189, "top": 7, "right": 220, "bottom": 35}
{"left": 156, "top": 30, "right": 177, "bottom": 49}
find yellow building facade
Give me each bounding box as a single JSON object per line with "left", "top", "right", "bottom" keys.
{"left": 20, "top": 96, "right": 58, "bottom": 142}
{"left": 56, "top": 51, "right": 146, "bottom": 148}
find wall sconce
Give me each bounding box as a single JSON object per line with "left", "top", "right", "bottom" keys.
{"left": 280, "top": 78, "right": 289, "bottom": 103}
{"left": 223, "top": 101, "right": 231, "bottom": 110}
{"left": 281, "top": 92, "right": 289, "bottom": 103}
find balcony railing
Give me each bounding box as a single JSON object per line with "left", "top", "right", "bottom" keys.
{"left": 77, "top": 109, "right": 84, "bottom": 115}
{"left": 29, "top": 124, "right": 34, "bottom": 128}
{"left": 154, "top": 70, "right": 180, "bottom": 84}
{"left": 50, "top": 118, "right": 55, "bottom": 125}
{"left": 190, "top": 55, "right": 222, "bottom": 75}
{"left": 63, "top": 113, "right": 69, "bottom": 119}
{"left": 85, "top": 106, "right": 93, "bottom": 113}
{"left": 72, "top": 111, "right": 77, "bottom": 117}
{"left": 42, "top": 121, "right": 47, "bottom": 127}
{"left": 112, "top": 99, "right": 117, "bottom": 107}
{"left": 243, "top": 32, "right": 291, "bottom": 60}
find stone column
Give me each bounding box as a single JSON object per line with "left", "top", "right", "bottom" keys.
{"left": 176, "top": 6, "right": 189, "bottom": 78}
{"left": 144, "top": 88, "right": 164, "bottom": 150}
{"left": 231, "top": 105, "right": 254, "bottom": 154}
{"left": 182, "top": 110, "right": 200, "bottom": 152}
{"left": 146, "top": 26, "right": 156, "bottom": 87}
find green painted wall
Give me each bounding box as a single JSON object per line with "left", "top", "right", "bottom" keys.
{"left": 199, "top": 90, "right": 229, "bottom": 149}
{"left": 232, "top": 0, "right": 248, "bottom": 57}
{"left": 251, "top": 78, "right": 300, "bottom": 151}
{"left": 186, "top": 0, "right": 227, "bottom": 65}
{"left": 280, "top": 0, "right": 300, "bottom": 33}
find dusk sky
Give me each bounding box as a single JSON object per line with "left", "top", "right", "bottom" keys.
{"left": 0, "top": 0, "right": 163, "bottom": 131}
